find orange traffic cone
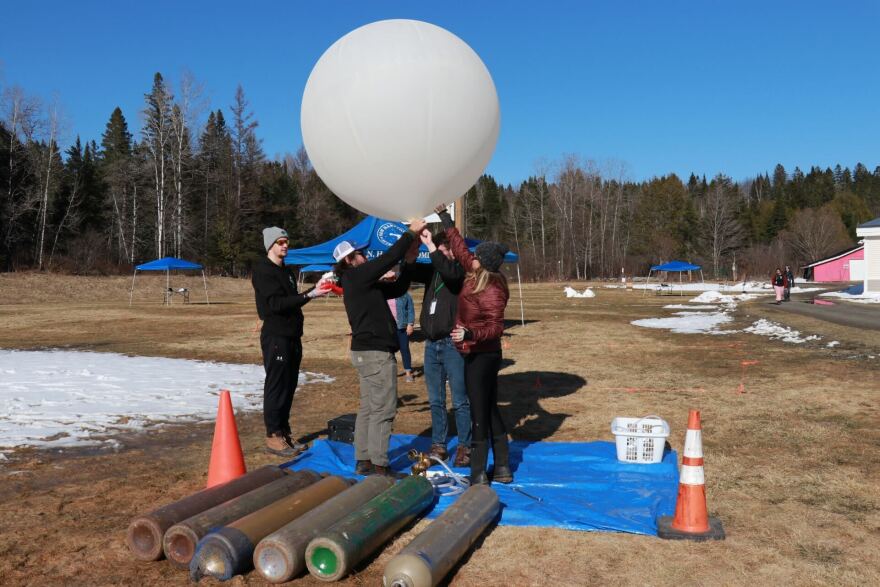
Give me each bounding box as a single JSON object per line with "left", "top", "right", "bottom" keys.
{"left": 657, "top": 410, "right": 725, "bottom": 540}
{"left": 206, "top": 390, "right": 247, "bottom": 488}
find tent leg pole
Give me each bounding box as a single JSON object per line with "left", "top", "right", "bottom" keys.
{"left": 129, "top": 270, "right": 137, "bottom": 306}
{"left": 516, "top": 264, "right": 525, "bottom": 327}
{"left": 203, "top": 270, "right": 210, "bottom": 304}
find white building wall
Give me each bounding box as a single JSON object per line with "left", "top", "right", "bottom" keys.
{"left": 865, "top": 237, "right": 880, "bottom": 293}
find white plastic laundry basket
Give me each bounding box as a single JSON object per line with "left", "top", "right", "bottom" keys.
{"left": 610, "top": 415, "right": 670, "bottom": 464}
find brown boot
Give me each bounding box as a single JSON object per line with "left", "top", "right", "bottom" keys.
{"left": 429, "top": 444, "right": 448, "bottom": 461}
{"left": 453, "top": 446, "right": 471, "bottom": 467}
{"left": 372, "top": 465, "right": 406, "bottom": 479}
{"left": 265, "top": 433, "right": 307, "bottom": 457}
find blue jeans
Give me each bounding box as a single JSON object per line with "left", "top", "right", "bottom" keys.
{"left": 396, "top": 329, "right": 412, "bottom": 371}
{"left": 423, "top": 337, "right": 471, "bottom": 448}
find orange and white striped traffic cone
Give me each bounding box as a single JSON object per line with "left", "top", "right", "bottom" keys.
{"left": 657, "top": 409, "right": 725, "bottom": 540}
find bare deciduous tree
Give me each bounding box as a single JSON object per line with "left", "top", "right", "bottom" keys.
{"left": 36, "top": 100, "right": 61, "bottom": 270}
{"left": 142, "top": 73, "right": 173, "bottom": 259}
{"left": 782, "top": 205, "right": 852, "bottom": 265}
{"left": 1, "top": 86, "right": 42, "bottom": 267}
{"left": 699, "top": 175, "right": 744, "bottom": 278}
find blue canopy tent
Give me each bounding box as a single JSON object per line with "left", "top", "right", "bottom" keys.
{"left": 286, "top": 216, "right": 525, "bottom": 324}
{"left": 129, "top": 256, "right": 210, "bottom": 305}
{"left": 297, "top": 263, "right": 334, "bottom": 288}
{"left": 284, "top": 216, "right": 519, "bottom": 265}
{"left": 645, "top": 260, "right": 704, "bottom": 296}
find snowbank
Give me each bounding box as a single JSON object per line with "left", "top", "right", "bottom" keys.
{"left": 0, "top": 349, "right": 333, "bottom": 451}
{"left": 820, "top": 284, "right": 880, "bottom": 304}
{"left": 631, "top": 312, "right": 732, "bottom": 334}
{"left": 690, "top": 291, "right": 758, "bottom": 304}
{"left": 633, "top": 280, "right": 822, "bottom": 294}
{"left": 743, "top": 319, "right": 821, "bottom": 344}
{"left": 564, "top": 286, "right": 595, "bottom": 298}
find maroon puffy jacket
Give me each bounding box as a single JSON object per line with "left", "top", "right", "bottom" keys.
{"left": 445, "top": 227, "right": 509, "bottom": 354}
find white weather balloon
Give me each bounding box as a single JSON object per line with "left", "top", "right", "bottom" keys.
{"left": 301, "top": 19, "right": 500, "bottom": 219}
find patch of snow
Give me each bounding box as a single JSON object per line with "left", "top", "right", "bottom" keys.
{"left": 564, "top": 286, "right": 595, "bottom": 298}
{"left": 820, "top": 284, "right": 880, "bottom": 303}
{"left": 632, "top": 280, "right": 822, "bottom": 294}
{"left": 663, "top": 304, "right": 718, "bottom": 310}
{"left": 826, "top": 341, "right": 840, "bottom": 348}
{"left": 743, "top": 319, "right": 821, "bottom": 344}
{"left": 632, "top": 312, "right": 732, "bottom": 334}
{"left": 689, "top": 291, "right": 757, "bottom": 305}
{"left": 0, "top": 349, "right": 333, "bottom": 449}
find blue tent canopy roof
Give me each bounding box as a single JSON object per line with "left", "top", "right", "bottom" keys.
{"left": 650, "top": 260, "right": 701, "bottom": 272}
{"left": 285, "top": 216, "right": 519, "bottom": 266}
{"left": 135, "top": 257, "right": 203, "bottom": 271}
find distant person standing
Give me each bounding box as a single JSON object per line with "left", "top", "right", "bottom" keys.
{"left": 252, "top": 227, "right": 331, "bottom": 456}
{"left": 383, "top": 270, "right": 416, "bottom": 382}
{"left": 334, "top": 219, "right": 425, "bottom": 476}
{"left": 784, "top": 265, "right": 795, "bottom": 301}
{"left": 772, "top": 267, "right": 787, "bottom": 305}
{"left": 408, "top": 228, "right": 471, "bottom": 467}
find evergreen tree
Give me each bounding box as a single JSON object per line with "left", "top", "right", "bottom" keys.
{"left": 764, "top": 196, "right": 788, "bottom": 240}
{"left": 771, "top": 164, "right": 787, "bottom": 200}
{"left": 99, "top": 107, "right": 135, "bottom": 263}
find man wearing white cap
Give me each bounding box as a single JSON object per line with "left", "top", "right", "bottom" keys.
{"left": 253, "top": 226, "right": 331, "bottom": 456}
{"left": 333, "top": 218, "right": 426, "bottom": 476}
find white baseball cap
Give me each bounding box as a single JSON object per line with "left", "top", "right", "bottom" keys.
{"left": 332, "top": 240, "right": 366, "bottom": 262}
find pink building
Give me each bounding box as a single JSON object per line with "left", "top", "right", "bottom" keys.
{"left": 803, "top": 245, "right": 865, "bottom": 282}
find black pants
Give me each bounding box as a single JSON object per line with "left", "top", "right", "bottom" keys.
{"left": 464, "top": 350, "right": 506, "bottom": 443}
{"left": 260, "top": 333, "right": 303, "bottom": 437}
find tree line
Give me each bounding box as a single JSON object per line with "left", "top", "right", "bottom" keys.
{"left": 2, "top": 74, "right": 878, "bottom": 280}
{"left": 463, "top": 158, "right": 878, "bottom": 280}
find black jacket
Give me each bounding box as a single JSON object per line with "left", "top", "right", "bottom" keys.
{"left": 341, "top": 232, "right": 416, "bottom": 352}
{"left": 407, "top": 251, "right": 465, "bottom": 340}
{"left": 252, "top": 256, "right": 314, "bottom": 337}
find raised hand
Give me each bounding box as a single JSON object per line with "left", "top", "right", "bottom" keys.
{"left": 419, "top": 228, "right": 437, "bottom": 252}
{"left": 408, "top": 217, "right": 427, "bottom": 235}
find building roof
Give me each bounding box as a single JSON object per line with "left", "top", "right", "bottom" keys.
{"left": 858, "top": 216, "right": 880, "bottom": 229}
{"left": 803, "top": 244, "right": 864, "bottom": 268}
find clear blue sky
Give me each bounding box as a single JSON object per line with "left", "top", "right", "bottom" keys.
{"left": 2, "top": 1, "right": 878, "bottom": 186}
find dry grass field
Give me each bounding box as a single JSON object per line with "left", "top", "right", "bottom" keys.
{"left": 0, "top": 272, "right": 878, "bottom": 586}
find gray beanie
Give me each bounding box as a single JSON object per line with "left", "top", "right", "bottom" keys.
{"left": 263, "top": 227, "right": 288, "bottom": 251}
{"left": 474, "top": 242, "right": 508, "bottom": 273}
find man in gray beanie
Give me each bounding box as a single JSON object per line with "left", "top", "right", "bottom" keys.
{"left": 252, "top": 226, "right": 331, "bottom": 456}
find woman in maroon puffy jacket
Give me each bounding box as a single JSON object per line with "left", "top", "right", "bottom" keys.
{"left": 423, "top": 206, "right": 512, "bottom": 485}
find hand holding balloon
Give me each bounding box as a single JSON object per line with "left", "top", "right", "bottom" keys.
{"left": 420, "top": 229, "right": 436, "bottom": 253}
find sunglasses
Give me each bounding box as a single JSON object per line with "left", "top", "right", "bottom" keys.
{"left": 275, "top": 239, "right": 289, "bottom": 247}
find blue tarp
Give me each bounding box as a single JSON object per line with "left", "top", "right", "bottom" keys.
{"left": 282, "top": 434, "right": 678, "bottom": 535}
{"left": 135, "top": 257, "right": 203, "bottom": 271}
{"left": 650, "top": 260, "right": 701, "bottom": 272}
{"left": 285, "top": 216, "right": 519, "bottom": 266}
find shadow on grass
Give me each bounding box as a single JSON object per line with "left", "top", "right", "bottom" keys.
{"left": 411, "top": 369, "right": 586, "bottom": 445}
{"left": 498, "top": 370, "right": 586, "bottom": 441}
